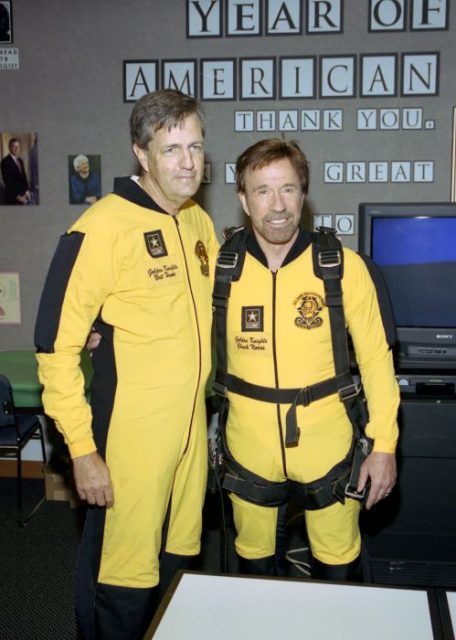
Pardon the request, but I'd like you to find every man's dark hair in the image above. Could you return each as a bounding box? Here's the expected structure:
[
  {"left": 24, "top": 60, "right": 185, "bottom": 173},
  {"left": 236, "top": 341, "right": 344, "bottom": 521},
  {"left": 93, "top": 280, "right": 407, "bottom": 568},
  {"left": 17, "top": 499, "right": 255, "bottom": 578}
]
[
  {"left": 236, "top": 138, "right": 310, "bottom": 195},
  {"left": 8, "top": 138, "right": 19, "bottom": 150}
]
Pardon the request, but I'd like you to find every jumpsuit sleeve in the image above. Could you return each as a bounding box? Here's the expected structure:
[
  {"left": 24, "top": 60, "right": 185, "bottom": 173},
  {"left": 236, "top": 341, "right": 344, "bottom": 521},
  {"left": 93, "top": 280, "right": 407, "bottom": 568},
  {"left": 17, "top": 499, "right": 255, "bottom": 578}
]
[
  {"left": 34, "top": 219, "right": 118, "bottom": 458},
  {"left": 343, "top": 250, "right": 400, "bottom": 454}
]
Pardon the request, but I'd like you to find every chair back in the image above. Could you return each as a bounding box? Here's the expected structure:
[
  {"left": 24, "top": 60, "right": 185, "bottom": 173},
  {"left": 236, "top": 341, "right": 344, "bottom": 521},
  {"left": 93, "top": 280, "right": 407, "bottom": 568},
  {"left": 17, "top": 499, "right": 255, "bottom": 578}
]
[{"left": 0, "top": 374, "right": 16, "bottom": 427}]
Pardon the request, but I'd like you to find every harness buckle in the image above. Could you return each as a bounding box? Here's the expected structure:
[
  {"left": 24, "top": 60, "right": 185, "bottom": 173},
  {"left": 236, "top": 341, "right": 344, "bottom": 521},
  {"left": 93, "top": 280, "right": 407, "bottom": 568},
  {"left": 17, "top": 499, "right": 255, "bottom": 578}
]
[
  {"left": 296, "top": 387, "right": 311, "bottom": 407},
  {"left": 338, "top": 383, "right": 361, "bottom": 402},
  {"left": 318, "top": 249, "right": 342, "bottom": 269},
  {"left": 212, "top": 381, "right": 227, "bottom": 397},
  {"left": 344, "top": 482, "right": 366, "bottom": 500},
  {"left": 217, "top": 251, "right": 238, "bottom": 269}
]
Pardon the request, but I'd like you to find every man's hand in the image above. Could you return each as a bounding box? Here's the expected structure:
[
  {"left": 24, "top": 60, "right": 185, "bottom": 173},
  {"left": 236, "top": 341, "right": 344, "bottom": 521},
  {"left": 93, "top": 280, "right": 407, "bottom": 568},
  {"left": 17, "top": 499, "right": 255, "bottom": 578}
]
[
  {"left": 86, "top": 329, "right": 102, "bottom": 352},
  {"left": 357, "top": 451, "right": 396, "bottom": 510},
  {"left": 72, "top": 451, "right": 114, "bottom": 507}
]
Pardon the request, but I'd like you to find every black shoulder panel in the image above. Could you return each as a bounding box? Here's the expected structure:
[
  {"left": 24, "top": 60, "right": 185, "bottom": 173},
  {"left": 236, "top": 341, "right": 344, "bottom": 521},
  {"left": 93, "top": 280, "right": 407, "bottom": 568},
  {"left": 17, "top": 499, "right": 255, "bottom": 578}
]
[
  {"left": 34, "top": 231, "right": 85, "bottom": 353},
  {"left": 358, "top": 254, "right": 397, "bottom": 347}
]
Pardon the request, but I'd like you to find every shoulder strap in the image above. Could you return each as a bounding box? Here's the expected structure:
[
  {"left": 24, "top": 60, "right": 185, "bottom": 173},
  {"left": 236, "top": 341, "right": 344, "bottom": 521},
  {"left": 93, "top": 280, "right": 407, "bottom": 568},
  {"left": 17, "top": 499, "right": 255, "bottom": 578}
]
[
  {"left": 312, "top": 227, "right": 365, "bottom": 439},
  {"left": 212, "top": 226, "right": 249, "bottom": 393},
  {"left": 312, "top": 226, "right": 349, "bottom": 377}
]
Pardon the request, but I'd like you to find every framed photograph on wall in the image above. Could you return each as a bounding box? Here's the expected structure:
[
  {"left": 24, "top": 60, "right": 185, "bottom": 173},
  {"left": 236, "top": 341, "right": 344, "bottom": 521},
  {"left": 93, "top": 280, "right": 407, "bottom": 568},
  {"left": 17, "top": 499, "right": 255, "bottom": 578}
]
[
  {"left": 0, "top": 272, "right": 21, "bottom": 325},
  {"left": 452, "top": 107, "right": 456, "bottom": 201},
  {"left": 0, "top": 132, "right": 39, "bottom": 205},
  {"left": 0, "top": 1, "right": 12, "bottom": 44},
  {"left": 68, "top": 154, "right": 102, "bottom": 205}
]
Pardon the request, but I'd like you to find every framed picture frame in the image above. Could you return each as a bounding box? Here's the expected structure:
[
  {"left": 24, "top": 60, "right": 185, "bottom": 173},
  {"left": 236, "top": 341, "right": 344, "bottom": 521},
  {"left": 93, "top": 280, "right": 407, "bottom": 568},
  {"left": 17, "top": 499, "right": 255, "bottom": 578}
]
[
  {"left": 0, "top": 271, "right": 21, "bottom": 324},
  {"left": 0, "top": 1, "right": 12, "bottom": 44}
]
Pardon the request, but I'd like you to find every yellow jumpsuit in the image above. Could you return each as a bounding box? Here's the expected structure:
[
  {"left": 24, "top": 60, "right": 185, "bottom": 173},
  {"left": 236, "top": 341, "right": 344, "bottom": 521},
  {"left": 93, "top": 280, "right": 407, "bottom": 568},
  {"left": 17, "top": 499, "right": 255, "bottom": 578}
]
[
  {"left": 223, "top": 230, "right": 400, "bottom": 567},
  {"left": 35, "top": 177, "right": 218, "bottom": 632}
]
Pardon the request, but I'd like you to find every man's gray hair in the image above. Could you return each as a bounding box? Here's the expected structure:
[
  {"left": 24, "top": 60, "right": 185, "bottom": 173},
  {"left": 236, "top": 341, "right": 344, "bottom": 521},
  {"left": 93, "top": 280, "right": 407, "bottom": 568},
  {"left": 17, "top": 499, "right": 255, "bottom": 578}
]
[{"left": 129, "top": 89, "right": 205, "bottom": 150}]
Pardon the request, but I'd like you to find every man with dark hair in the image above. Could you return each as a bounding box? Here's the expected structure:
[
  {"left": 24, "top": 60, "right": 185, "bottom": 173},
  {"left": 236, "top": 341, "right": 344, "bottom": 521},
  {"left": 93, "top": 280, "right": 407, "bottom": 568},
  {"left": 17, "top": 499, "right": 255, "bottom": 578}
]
[
  {"left": 35, "top": 89, "right": 218, "bottom": 640},
  {"left": 1, "top": 138, "right": 32, "bottom": 204},
  {"left": 212, "top": 138, "right": 400, "bottom": 581}
]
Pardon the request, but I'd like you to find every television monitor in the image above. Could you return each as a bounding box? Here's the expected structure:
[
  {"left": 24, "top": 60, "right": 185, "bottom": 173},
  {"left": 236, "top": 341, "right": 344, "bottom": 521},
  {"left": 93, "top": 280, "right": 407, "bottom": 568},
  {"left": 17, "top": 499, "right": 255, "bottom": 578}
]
[{"left": 358, "top": 202, "right": 456, "bottom": 371}]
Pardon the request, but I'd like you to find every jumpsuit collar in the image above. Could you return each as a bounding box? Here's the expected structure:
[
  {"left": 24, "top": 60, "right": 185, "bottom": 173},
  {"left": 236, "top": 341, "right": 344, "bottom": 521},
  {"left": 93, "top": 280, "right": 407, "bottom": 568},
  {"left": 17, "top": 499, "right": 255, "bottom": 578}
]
[
  {"left": 246, "top": 226, "right": 313, "bottom": 269},
  {"left": 112, "top": 176, "right": 170, "bottom": 214}
]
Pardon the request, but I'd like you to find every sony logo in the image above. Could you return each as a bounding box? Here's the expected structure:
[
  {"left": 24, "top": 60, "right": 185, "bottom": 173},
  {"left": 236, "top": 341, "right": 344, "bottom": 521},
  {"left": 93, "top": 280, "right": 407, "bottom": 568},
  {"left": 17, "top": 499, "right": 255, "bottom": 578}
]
[{"left": 436, "top": 334, "right": 453, "bottom": 339}]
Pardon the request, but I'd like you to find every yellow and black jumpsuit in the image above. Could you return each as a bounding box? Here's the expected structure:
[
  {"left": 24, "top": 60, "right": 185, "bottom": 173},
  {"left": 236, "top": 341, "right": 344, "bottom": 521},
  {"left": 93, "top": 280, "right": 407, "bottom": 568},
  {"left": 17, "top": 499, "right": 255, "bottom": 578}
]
[
  {"left": 34, "top": 177, "right": 218, "bottom": 639},
  {"left": 222, "top": 229, "right": 400, "bottom": 577}
]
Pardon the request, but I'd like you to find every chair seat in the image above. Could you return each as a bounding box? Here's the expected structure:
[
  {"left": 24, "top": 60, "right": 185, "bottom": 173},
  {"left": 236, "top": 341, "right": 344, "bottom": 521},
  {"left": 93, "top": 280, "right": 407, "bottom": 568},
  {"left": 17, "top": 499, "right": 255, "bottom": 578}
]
[
  {"left": 0, "top": 373, "right": 47, "bottom": 525},
  {"left": 0, "top": 414, "right": 41, "bottom": 447}
]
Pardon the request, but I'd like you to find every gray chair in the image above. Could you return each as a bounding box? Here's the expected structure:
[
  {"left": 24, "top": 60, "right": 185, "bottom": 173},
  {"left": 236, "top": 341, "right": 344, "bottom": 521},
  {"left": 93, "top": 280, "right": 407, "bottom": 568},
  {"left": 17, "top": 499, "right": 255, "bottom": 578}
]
[{"left": 0, "top": 374, "right": 47, "bottom": 526}]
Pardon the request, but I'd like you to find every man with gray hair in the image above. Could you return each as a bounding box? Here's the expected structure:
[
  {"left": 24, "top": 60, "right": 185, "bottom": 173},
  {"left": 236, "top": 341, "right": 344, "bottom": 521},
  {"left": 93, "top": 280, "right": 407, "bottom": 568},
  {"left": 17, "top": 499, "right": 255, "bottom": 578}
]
[{"left": 35, "top": 89, "right": 218, "bottom": 640}]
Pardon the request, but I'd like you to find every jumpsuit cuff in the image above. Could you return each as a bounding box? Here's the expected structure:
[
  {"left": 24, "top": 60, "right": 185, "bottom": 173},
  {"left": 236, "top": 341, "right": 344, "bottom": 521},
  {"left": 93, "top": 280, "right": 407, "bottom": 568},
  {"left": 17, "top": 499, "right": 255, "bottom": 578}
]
[
  {"left": 371, "top": 438, "right": 397, "bottom": 454},
  {"left": 69, "top": 437, "right": 98, "bottom": 458}
]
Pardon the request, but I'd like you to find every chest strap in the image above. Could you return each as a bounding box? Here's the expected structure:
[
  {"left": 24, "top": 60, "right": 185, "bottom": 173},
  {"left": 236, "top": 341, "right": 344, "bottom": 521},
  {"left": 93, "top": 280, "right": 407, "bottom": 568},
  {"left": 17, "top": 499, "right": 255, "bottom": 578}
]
[{"left": 214, "top": 371, "right": 361, "bottom": 448}]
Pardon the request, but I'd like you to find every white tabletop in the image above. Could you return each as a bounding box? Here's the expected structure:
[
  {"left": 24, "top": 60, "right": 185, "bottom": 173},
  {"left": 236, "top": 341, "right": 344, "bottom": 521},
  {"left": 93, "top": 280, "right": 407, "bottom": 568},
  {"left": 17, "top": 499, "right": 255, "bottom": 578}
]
[
  {"left": 447, "top": 591, "right": 456, "bottom": 633},
  {"left": 150, "top": 573, "right": 435, "bottom": 639}
]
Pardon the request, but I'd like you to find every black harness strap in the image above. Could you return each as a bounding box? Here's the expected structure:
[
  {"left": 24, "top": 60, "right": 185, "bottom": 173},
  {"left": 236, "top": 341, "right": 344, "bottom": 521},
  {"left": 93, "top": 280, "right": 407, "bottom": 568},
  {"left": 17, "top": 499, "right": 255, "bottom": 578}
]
[
  {"left": 312, "top": 227, "right": 369, "bottom": 444},
  {"left": 214, "top": 371, "right": 354, "bottom": 406},
  {"left": 283, "top": 228, "right": 360, "bottom": 448},
  {"left": 222, "top": 439, "right": 355, "bottom": 510},
  {"left": 212, "top": 226, "right": 369, "bottom": 509},
  {"left": 212, "top": 226, "right": 248, "bottom": 381},
  {"left": 312, "top": 227, "right": 346, "bottom": 371}
]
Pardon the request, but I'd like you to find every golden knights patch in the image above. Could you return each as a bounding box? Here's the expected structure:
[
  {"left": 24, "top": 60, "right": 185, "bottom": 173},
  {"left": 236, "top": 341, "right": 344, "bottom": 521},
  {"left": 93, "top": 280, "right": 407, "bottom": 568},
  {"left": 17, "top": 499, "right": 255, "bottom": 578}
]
[
  {"left": 195, "top": 240, "right": 209, "bottom": 276},
  {"left": 294, "top": 293, "right": 324, "bottom": 329},
  {"left": 144, "top": 230, "right": 168, "bottom": 258}
]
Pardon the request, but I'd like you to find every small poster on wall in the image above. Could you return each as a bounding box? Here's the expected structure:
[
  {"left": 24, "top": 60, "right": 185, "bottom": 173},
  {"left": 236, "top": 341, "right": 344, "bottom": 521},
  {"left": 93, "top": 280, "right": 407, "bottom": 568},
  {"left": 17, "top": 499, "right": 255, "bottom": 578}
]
[
  {"left": 0, "top": 131, "right": 39, "bottom": 205},
  {"left": 68, "top": 154, "right": 102, "bottom": 205},
  {"left": 0, "top": 1, "right": 12, "bottom": 44},
  {"left": 0, "top": 272, "right": 21, "bottom": 324}
]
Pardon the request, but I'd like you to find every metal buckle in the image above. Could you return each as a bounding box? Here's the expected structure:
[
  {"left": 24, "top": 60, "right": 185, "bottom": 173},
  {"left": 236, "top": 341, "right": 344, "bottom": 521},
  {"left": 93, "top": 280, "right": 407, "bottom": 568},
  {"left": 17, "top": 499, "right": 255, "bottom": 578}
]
[
  {"left": 344, "top": 483, "right": 366, "bottom": 500},
  {"left": 217, "top": 251, "right": 238, "bottom": 269},
  {"left": 338, "top": 383, "right": 361, "bottom": 402},
  {"left": 318, "top": 250, "right": 342, "bottom": 268},
  {"left": 296, "top": 387, "right": 310, "bottom": 407},
  {"left": 212, "top": 381, "right": 227, "bottom": 397}
]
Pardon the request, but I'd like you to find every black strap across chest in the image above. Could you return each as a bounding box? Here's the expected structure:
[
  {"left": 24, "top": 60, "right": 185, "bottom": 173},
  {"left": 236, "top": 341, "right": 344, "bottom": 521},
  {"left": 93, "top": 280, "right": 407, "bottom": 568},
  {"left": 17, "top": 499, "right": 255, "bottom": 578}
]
[{"left": 212, "top": 225, "right": 362, "bottom": 447}]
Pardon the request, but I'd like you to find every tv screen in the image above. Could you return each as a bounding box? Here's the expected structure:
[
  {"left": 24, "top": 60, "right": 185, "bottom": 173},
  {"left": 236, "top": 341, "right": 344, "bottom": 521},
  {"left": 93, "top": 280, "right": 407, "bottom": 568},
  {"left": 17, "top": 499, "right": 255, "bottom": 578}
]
[{"left": 358, "top": 202, "right": 456, "bottom": 370}]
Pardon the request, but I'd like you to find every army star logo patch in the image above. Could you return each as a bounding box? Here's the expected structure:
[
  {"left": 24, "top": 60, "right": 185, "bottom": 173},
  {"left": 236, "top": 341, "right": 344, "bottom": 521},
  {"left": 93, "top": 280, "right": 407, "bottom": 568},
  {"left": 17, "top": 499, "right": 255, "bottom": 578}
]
[
  {"left": 144, "top": 230, "right": 168, "bottom": 258},
  {"left": 242, "top": 306, "right": 264, "bottom": 332}
]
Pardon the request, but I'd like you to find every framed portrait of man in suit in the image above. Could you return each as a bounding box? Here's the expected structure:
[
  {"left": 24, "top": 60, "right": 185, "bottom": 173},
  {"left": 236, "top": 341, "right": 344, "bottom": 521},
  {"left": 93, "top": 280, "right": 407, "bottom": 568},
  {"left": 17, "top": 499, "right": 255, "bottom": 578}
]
[{"left": 0, "top": 132, "right": 39, "bottom": 206}]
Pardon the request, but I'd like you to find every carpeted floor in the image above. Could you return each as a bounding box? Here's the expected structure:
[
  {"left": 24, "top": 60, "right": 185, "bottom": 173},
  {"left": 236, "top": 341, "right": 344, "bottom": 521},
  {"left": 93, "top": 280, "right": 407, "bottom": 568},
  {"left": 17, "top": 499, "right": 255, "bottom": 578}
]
[
  {"left": 0, "top": 479, "right": 241, "bottom": 640},
  {"left": 0, "top": 478, "right": 84, "bottom": 640}
]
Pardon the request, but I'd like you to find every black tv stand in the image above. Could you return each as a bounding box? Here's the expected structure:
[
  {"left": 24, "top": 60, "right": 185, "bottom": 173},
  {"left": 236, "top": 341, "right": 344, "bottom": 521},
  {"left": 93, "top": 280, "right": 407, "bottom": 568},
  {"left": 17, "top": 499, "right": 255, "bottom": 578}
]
[{"left": 361, "top": 371, "right": 456, "bottom": 588}]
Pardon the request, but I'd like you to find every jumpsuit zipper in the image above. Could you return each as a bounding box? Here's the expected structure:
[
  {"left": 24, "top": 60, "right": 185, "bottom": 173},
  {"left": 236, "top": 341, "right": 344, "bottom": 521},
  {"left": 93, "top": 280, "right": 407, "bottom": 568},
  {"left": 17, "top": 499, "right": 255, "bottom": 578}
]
[
  {"left": 271, "top": 270, "right": 288, "bottom": 477},
  {"left": 173, "top": 216, "right": 203, "bottom": 455}
]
